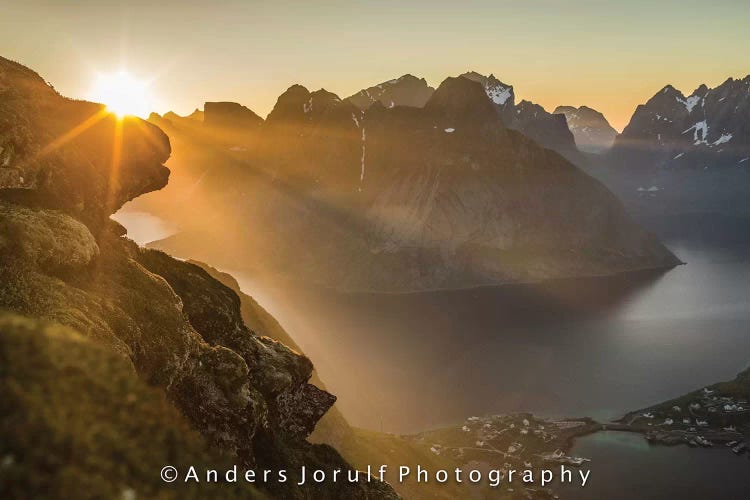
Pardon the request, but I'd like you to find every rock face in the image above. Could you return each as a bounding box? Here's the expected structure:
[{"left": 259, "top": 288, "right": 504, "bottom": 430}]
[
  {"left": 584, "top": 76, "right": 750, "bottom": 218},
  {"left": 0, "top": 56, "right": 398, "bottom": 500},
  {"left": 609, "top": 77, "right": 750, "bottom": 170},
  {"left": 460, "top": 72, "right": 582, "bottom": 164},
  {"left": 554, "top": 105, "right": 618, "bottom": 153},
  {"left": 346, "top": 71, "right": 583, "bottom": 164},
  {"left": 0, "top": 58, "right": 170, "bottom": 228},
  {"left": 204, "top": 101, "right": 263, "bottom": 130},
  {"left": 141, "top": 75, "right": 678, "bottom": 292},
  {"left": 347, "top": 74, "right": 435, "bottom": 110}
]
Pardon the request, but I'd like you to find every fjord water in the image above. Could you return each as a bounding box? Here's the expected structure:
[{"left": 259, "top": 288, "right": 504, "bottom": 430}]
[
  {"left": 118, "top": 210, "right": 750, "bottom": 433},
  {"left": 557, "top": 432, "right": 750, "bottom": 499},
  {"left": 111, "top": 209, "right": 176, "bottom": 245},
  {"left": 119, "top": 210, "right": 750, "bottom": 494},
  {"left": 231, "top": 238, "right": 750, "bottom": 434}
]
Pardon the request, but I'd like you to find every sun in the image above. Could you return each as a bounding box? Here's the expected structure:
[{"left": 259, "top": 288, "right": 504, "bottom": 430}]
[{"left": 88, "top": 70, "right": 154, "bottom": 118}]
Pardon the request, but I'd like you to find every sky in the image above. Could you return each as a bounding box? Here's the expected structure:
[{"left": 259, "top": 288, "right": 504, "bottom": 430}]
[{"left": 2, "top": 0, "right": 749, "bottom": 130}]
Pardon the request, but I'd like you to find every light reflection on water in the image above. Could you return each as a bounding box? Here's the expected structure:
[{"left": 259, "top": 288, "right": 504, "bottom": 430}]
[
  {"left": 228, "top": 243, "right": 750, "bottom": 434},
  {"left": 112, "top": 209, "right": 750, "bottom": 436},
  {"left": 116, "top": 208, "right": 750, "bottom": 498}
]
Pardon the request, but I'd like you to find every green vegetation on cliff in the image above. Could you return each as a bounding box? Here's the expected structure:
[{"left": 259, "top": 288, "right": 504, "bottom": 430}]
[{"left": 0, "top": 314, "right": 265, "bottom": 499}]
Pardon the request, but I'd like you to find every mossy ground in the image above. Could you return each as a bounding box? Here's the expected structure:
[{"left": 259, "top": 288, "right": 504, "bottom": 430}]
[{"left": 0, "top": 314, "right": 265, "bottom": 500}]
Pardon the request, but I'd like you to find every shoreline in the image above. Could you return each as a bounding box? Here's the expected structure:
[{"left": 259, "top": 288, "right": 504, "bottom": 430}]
[{"left": 193, "top": 259, "right": 683, "bottom": 297}]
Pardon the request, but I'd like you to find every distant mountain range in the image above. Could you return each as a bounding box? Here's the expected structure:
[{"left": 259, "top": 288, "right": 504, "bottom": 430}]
[
  {"left": 459, "top": 72, "right": 583, "bottom": 164},
  {"left": 343, "top": 71, "right": 582, "bottom": 164},
  {"left": 587, "top": 76, "right": 750, "bottom": 219},
  {"left": 553, "top": 105, "right": 618, "bottom": 154},
  {"left": 609, "top": 76, "right": 750, "bottom": 170},
  {"left": 143, "top": 74, "right": 678, "bottom": 292},
  {"left": 348, "top": 74, "right": 435, "bottom": 109}
]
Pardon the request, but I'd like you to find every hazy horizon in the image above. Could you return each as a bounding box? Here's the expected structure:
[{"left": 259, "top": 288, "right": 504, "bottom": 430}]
[{"left": 3, "top": 0, "right": 749, "bottom": 130}]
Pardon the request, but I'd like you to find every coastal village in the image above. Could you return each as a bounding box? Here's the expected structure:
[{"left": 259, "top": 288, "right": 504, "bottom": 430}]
[
  {"left": 405, "top": 381, "right": 750, "bottom": 499},
  {"left": 620, "top": 385, "right": 750, "bottom": 454},
  {"left": 410, "top": 413, "right": 598, "bottom": 499}
]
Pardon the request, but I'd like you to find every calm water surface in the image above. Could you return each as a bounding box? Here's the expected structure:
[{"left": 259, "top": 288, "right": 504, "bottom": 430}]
[
  {"left": 230, "top": 242, "right": 750, "bottom": 434},
  {"left": 557, "top": 432, "right": 750, "bottom": 500}
]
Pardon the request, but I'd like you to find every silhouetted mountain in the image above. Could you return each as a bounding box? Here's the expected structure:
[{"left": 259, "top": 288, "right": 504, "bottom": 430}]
[
  {"left": 138, "top": 75, "right": 678, "bottom": 292},
  {"left": 204, "top": 101, "right": 262, "bottom": 129},
  {"left": 554, "top": 105, "right": 617, "bottom": 153},
  {"left": 346, "top": 72, "right": 583, "bottom": 164},
  {"left": 459, "top": 72, "right": 582, "bottom": 164},
  {"left": 186, "top": 107, "right": 204, "bottom": 121},
  {"left": 164, "top": 107, "right": 204, "bottom": 123},
  {"left": 347, "top": 74, "right": 434, "bottom": 109}
]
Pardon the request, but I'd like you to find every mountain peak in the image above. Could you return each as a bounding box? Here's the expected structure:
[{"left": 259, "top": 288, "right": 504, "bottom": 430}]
[
  {"left": 186, "top": 108, "right": 204, "bottom": 121},
  {"left": 424, "top": 76, "right": 499, "bottom": 125},
  {"left": 460, "top": 71, "right": 514, "bottom": 106},
  {"left": 553, "top": 105, "right": 617, "bottom": 154},
  {"left": 266, "top": 84, "right": 312, "bottom": 123},
  {"left": 692, "top": 83, "right": 710, "bottom": 97},
  {"left": 204, "top": 101, "right": 263, "bottom": 129},
  {"left": 659, "top": 84, "right": 681, "bottom": 95},
  {"left": 613, "top": 74, "right": 750, "bottom": 169},
  {"left": 347, "top": 75, "right": 434, "bottom": 110}
]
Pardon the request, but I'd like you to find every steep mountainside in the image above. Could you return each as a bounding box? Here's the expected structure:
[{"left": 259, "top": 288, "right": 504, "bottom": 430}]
[
  {"left": 584, "top": 76, "right": 750, "bottom": 219},
  {"left": 346, "top": 71, "right": 583, "bottom": 163},
  {"left": 459, "top": 72, "right": 581, "bottom": 164},
  {"left": 137, "top": 75, "right": 678, "bottom": 292},
  {"left": 0, "top": 56, "right": 397, "bottom": 500},
  {"left": 191, "top": 262, "right": 576, "bottom": 500},
  {"left": 609, "top": 77, "right": 750, "bottom": 170},
  {"left": 553, "top": 105, "right": 617, "bottom": 153}
]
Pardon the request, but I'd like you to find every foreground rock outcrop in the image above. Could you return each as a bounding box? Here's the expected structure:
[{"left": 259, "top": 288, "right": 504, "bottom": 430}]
[
  {"left": 0, "top": 56, "right": 398, "bottom": 500},
  {"left": 0, "top": 314, "right": 266, "bottom": 500}
]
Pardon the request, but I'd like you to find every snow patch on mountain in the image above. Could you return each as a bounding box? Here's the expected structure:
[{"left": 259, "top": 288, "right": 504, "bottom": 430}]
[
  {"left": 712, "top": 133, "right": 732, "bottom": 146},
  {"left": 683, "top": 120, "right": 709, "bottom": 145},
  {"left": 678, "top": 95, "right": 702, "bottom": 112},
  {"left": 360, "top": 128, "right": 366, "bottom": 184},
  {"left": 485, "top": 83, "right": 512, "bottom": 105}
]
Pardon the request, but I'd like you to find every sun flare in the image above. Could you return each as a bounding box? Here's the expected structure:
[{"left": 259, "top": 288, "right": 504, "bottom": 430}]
[{"left": 88, "top": 71, "right": 154, "bottom": 118}]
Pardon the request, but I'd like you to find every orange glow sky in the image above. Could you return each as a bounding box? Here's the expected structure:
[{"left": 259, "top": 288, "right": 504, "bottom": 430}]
[{"left": 3, "top": 0, "right": 749, "bottom": 130}]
